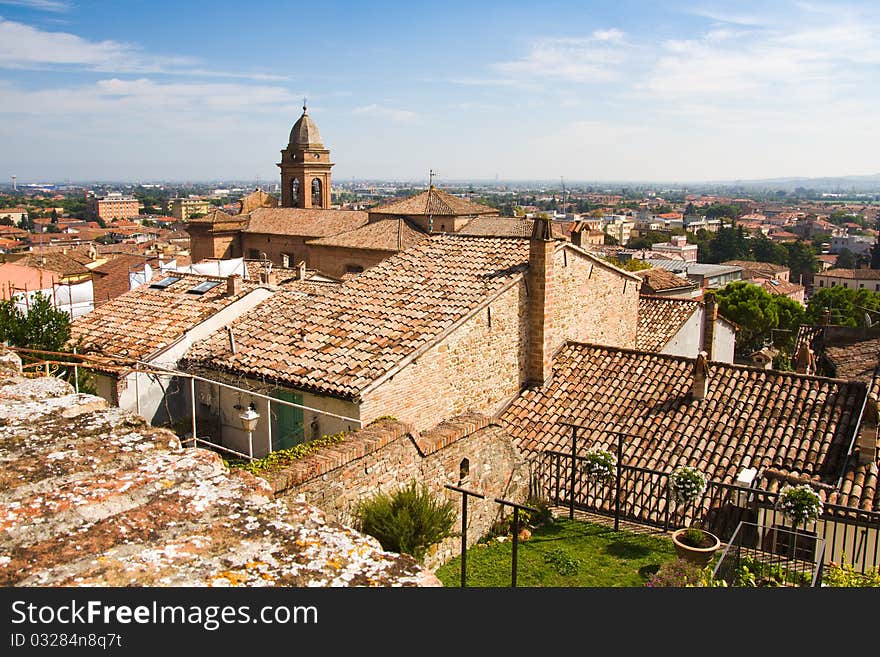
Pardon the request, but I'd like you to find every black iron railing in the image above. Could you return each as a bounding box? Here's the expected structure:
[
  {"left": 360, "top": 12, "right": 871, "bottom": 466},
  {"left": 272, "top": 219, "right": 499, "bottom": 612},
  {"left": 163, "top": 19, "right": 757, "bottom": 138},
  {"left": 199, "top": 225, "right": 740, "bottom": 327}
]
[{"left": 534, "top": 450, "right": 880, "bottom": 573}]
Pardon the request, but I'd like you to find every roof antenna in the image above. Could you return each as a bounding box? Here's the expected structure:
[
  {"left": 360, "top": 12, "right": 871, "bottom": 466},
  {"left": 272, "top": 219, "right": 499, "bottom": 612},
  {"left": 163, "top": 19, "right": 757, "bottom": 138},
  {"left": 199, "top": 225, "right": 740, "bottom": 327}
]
[{"left": 428, "top": 169, "right": 437, "bottom": 233}]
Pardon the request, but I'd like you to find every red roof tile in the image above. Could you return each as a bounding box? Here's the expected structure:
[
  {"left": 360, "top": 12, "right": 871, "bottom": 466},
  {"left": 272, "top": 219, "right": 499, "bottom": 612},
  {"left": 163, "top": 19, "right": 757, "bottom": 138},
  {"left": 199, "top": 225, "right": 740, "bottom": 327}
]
[{"left": 243, "top": 208, "right": 368, "bottom": 237}]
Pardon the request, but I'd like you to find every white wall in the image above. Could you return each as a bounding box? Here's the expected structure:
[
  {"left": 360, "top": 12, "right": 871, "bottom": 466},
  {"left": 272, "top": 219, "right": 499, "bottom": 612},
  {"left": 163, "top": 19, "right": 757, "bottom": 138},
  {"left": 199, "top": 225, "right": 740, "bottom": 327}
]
[{"left": 659, "top": 308, "right": 735, "bottom": 363}]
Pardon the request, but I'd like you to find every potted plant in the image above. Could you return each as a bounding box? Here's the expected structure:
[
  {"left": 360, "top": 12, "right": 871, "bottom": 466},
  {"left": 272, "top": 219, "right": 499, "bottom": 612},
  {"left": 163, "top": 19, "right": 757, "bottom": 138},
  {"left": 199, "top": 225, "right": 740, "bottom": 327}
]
[
  {"left": 668, "top": 466, "right": 720, "bottom": 566},
  {"left": 580, "top": 447, "right": 617, "bottom": 483},
  {"left": 778, "top": 483, "right": 823, "bottom": 528}
]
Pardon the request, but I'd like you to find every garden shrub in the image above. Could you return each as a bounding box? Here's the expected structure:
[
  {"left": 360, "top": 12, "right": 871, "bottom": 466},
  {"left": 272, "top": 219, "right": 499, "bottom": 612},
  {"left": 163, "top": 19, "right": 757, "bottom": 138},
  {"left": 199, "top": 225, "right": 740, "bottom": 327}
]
[{"left": 354, "top": 480, "right": 456, "bottom": 563}]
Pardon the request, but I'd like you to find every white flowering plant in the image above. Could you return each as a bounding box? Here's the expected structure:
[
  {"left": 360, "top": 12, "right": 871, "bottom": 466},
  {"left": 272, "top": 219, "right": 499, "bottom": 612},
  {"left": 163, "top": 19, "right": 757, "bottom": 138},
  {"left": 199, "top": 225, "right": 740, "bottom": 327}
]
[
  {"left": 778, "top": 484, "right": 823, "bottom": 526},
  {"left": 580, "top": 447, "right": 617, "bottom": 482},
  {"left": 669, "top": 466, "right": 707, "bottom": 506}
]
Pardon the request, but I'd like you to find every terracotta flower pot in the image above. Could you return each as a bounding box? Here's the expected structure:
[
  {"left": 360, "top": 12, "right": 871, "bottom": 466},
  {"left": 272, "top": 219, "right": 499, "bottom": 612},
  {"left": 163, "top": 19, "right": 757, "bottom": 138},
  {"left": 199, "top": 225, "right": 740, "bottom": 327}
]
[{"left": 671, "top": 528, "right": 721, "bottom": 567}]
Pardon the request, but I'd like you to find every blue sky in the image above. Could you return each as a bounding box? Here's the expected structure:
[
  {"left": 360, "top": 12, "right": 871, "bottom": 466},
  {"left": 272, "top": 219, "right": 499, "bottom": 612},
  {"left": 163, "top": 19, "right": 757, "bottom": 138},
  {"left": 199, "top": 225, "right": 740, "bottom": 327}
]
[{"left": 1, "top": 0, "right": 879, "bottom": 184}]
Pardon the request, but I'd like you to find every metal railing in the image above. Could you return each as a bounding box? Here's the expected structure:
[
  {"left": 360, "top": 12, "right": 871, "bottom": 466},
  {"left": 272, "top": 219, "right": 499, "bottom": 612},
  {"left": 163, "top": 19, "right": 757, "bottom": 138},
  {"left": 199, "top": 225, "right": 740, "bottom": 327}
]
[
  {"left": 10, "top": 347, "right": 363, "bottom": 462},
  {"left": 535, "top": 449, "right": 880, "bottom": 573}
]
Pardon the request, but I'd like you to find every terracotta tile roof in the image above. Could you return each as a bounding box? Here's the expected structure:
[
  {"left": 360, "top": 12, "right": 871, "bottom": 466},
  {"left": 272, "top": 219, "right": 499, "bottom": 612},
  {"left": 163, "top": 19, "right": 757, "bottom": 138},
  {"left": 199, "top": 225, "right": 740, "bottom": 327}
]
[
  {"left": 306, "top": 218, "right": 428, "bottom": 251},
  {"left": 457, "top": 216, "right": 567, "bottom": 238},
  {"left": 92, "top": 253, "right": 156, "bottom": 277},
  {"left": 637, "top": 296, "right": 700, "bottom": 352},
  {"left": 5, "top": 251, "right": 91, "bottom": 278},
  {"left": 70, "top": 273, "right": 262, "bottom": 360},
  {"left": 242, "top": 208, "right": 368, "bottom": 237},
  {"left": 0, "top": 360, "right": 436, "bottom": 586},
  {"left": 820, "top": 268, "right": 880, "bottom": 280},
  {"left": 501, "top": 342, "right": 867, "bottom": 497},
  {"left": 754, "top": 277, "right": 804, "bottom": 297},
  {"left": 722, "top": 260, "right": 790, "bottom": 279},
  {"left": 370, "top": 187, "right": 498, "bottom": 217},
  {"left": 184, "top": 235, "right": 531, "bottom": 399},
  {"left": 825, "top": 338, "right": 880, "bottom": 383},
  {"left": 637, "top": 267, "right": 695, "bottom": 294}
]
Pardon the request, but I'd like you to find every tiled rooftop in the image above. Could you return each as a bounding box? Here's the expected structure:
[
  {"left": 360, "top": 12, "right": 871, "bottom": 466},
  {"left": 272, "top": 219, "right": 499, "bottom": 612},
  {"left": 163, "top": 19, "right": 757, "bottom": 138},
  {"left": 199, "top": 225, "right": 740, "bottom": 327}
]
[
  {"left": 306, "top": 218, "right": 427, "bottom": 251},
  {"left": 369, "top": 187, "right": 497, "bottom": 217},
  {"left": 819, "top": 268, "right": 880, "bottom": 280},
  {"left": 457, "top": 216, "right": 568, "bottom": 239},
  {"left": 242, "top": 208, "right": 368, "bottom": 237},
  {"left": 722, "top": 260, "right": 790, "bottom": 279},
  {"left": 825, "top": 338, "right": 880, "bottom": 383},
  {"left": 70, "top": 273, "right": 262, "bottom": 361},
  {"left": 637, "top": 267, "right": 696, "bottom": 293},
  {"left": 6, "top": 251, "right": 92, "bottom": 278},
  {"left": 501, "top": 342, "right": 869, "bottom": 506},
  {"left": 0, "top": 354, "right": 437, "bottom": 586},
  {"left": 637, "top": 296, "right": 700, "bottom": 352},
  {"left": 754, "top": 277, "right": 804, "bottom": 297},
  {"left": 184, "top": 234, "right": 532, "bottom": 399}
]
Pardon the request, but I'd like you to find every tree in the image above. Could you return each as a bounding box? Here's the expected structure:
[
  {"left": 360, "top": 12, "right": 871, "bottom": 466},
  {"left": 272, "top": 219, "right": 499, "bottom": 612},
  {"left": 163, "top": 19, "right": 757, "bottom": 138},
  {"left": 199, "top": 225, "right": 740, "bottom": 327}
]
[
  {"left": 604, "top": 256, "right": 651, "bottom": 272},
  {"left": 835, "top": 248, "right": 859, "bottom": 270},
  {"left": 45, "top": 224, "right": 62, "bottom": 233},
  {"left": 0, "top": 216, "right": 13, "bottom": 227},
  {"left": 714, "top": 281, "right": 805, "bottom": 355},
  {"left": 784, "top": 241, "right": 820, "bottom": 285},
  {"left": 604, "top": 233, "right": 619, "bottom": 246},
  {"left": 870, "top": 239, "right": 880, "bottom": 269},
  {"left": 704, "top": 204, "right": 742, "bottom": 221},
  {"left": 0, "top": 292, "right": 71, "bottom": 352},
  {"left": 750, "top": 235, "right": 788, "bottom": 266},
  {"left": 706, "top": 225, "right": 750, "bottom": 263},
  {"left": 805, "top": 286, "right": 880, "bottom": 327},
  {"left": 50, "top": 209, "right": 58, "bottom": 224}
]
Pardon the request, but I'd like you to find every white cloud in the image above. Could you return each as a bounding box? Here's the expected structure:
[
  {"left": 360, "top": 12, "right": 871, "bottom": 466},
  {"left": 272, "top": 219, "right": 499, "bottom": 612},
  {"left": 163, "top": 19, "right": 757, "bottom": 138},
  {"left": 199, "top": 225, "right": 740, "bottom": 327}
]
[
  {"left": 351, "top": 104, "right": 417, "bottom": 122},
  {"left": 0, "top": 0, "right": 70, "bottom": 11},
  {"left": 0, "top": 18, "right": 285, "bottom": 80},
  {"left": 492, "top": 30, "right": 627, "bottom": 83}
]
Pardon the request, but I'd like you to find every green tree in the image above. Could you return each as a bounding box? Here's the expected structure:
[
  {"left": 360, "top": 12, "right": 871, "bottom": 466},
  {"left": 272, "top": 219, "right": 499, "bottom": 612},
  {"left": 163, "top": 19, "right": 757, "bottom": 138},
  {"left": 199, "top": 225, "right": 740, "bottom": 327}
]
[
  {"left": 805, "top": 286, "right": 880, "bottom": 327},
  {"left": 750, "top": 235, "right": 789, "bottom": 265},
  {"left": 0, "top": 292, "right": 71, "bottom": 352},
  {"left": 707, "top": 225, "right": 750, "bottom": 263},
  {"left": 50, "top": 209, "right": 58, "bottom": 224},
  {"left": 715, "top": 281, "right": 805, "bottom": 354},
  {"left": 604, "top": 256, "right": 652, "bottom": 272},
  {"left": 45, "top": 224, "right": 62, "bottom": 233},
  {"left": 784, "top": 241, "right": 820, "bottom": 285},
  {"left": 704, "top": 204, "right": 742, "bottom": 221},
  {"left": 835, "top": 248, "right": 860, "bottom": 270}
]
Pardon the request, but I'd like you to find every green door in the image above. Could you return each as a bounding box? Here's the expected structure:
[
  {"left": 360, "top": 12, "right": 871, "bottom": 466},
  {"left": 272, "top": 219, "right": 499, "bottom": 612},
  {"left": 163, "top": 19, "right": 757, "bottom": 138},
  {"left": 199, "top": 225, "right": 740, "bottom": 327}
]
[{"left": 270, "top": 389, "right": 304, "bottom": 450}]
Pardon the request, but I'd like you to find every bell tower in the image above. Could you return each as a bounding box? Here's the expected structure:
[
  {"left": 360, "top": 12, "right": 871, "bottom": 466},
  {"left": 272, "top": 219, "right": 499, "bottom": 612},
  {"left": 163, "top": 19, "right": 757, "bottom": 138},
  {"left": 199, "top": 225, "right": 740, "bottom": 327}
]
[{"left": 278, "top": 102, "right": 333, "bottom": 209}]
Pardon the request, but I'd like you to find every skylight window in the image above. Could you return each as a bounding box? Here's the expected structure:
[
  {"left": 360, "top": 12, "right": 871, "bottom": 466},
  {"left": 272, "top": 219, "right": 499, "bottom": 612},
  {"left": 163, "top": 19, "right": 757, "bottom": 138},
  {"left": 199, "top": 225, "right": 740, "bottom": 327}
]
[
  {"left": 150, "top": 276, "right": 181, "bottom": 289},
  {"left": 186, "top": 280, "right": 222, "bottom": 295}
]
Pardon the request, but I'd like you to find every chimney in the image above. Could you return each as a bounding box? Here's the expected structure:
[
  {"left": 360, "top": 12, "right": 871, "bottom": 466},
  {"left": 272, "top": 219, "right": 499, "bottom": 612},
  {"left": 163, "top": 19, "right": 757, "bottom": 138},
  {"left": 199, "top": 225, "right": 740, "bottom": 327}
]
[
  {"left": 822, "top": 307, "right": 831, "bottom": 326},
  {"left": 702, "top": 291, "right": 717, "bottom": 360},
  {"left": 571, "top": 221, "right": 583, "bottom": 247},
  {"left": 298, "top": 260, "right": 306, "bottom": 280},
  {"left": 526, "top": 216, "right": 556, "bottom": 385},
  {"left": 794, "top": 342, "right": 815, "bottom": 375},
  {"left": 858, "top": 392, "right": 878, "bottom": 465},
  {"left": 226, "top": 274, "right": 241, "bottom": 296},
  {"left": 258, "top": 270, "right": 277, "bottom": 286},
  {"left": 691, "top": 351, "right": 710, "bottom": 400}
]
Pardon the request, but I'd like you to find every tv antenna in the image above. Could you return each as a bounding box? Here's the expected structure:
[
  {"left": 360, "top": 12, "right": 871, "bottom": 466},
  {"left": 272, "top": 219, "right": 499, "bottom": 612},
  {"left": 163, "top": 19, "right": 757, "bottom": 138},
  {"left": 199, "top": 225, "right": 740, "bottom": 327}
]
[{"left": 428, "top": 169, "right": 438, "bottom": 233}]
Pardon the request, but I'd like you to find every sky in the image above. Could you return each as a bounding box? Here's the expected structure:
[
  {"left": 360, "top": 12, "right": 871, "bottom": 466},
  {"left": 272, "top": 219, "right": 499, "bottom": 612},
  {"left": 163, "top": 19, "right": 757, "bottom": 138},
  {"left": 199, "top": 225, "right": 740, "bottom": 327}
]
[{"left": 1, "top": 0, "right": 879, "bottom": 184}]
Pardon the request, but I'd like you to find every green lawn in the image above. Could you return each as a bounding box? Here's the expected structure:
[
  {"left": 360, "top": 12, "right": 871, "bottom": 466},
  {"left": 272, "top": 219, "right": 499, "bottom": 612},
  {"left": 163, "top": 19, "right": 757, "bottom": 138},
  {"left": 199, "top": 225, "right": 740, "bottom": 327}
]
[{"left": 435, "top": 518, "right": 677, "bottom": 587}]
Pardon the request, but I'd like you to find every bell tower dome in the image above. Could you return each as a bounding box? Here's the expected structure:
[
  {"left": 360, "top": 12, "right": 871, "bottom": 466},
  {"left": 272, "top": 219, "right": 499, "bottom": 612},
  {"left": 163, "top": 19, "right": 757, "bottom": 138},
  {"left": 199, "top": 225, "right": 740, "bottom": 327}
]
[{"left": 278, "top": 102, "right": 333, "bottom": 209}]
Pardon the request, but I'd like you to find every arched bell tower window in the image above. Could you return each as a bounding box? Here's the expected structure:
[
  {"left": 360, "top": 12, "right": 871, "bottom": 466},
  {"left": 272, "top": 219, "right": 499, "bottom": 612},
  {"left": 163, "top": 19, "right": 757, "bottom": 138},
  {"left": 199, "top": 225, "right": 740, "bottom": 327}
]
[
  {"left": 311, "top": 178, "right": 323, "bottom": 207},
  {"left": 290, "top": 178, "right": 300, "bottom": 208}
]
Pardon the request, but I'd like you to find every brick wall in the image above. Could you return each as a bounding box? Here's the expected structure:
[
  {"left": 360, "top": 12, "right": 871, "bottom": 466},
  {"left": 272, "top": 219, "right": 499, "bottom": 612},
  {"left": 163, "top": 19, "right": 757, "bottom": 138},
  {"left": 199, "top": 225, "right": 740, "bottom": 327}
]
[
  {"left": 264, "top": 414, "right": 530, "bottom": 570},
  {"left": 241, "top": 233, "right": 309, "bottom": 267},
  {"left": 359, "top": 281, "right": 527, "bottom": 430},
  {"left": 306, "top": 244, "right": 393, "bottom": 278},
  {"left": 188, "top": 228, "right": 241, "bottom": 263},
  {"left": 552, "top": 247, "right": 639, "bottom": 349}
]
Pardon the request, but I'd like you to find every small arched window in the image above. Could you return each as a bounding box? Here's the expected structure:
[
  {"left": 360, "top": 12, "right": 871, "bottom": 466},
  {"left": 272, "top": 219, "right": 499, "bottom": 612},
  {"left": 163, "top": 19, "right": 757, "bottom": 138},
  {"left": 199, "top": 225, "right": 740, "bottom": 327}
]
[
  {"left": 459, "top": 458, "right": 470, "bottom": 483},
  {"left": 290, "top": 178, "right": 300, "bottom": 207},
  {"left": 311, "top": 178, "right": 323, "bottom": 207}
]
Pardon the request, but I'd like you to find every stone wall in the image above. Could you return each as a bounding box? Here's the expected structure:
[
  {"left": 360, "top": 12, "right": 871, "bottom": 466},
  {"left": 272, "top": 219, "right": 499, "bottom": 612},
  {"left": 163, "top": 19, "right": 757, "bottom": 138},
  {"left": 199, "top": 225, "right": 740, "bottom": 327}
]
[
  {"left": 358, "top": 281, "right": 527, "bottom": 430},
  {"left": 241, "top": 233, "right": 309, "bottom": 267},
  {"left": 306, "top": 244, "right": 392, "bottom": 278},
  {"left": 264, "top": 414, "right": 530, "bottom": 571},
  {"left": 552, "top": 247, "right": 639, "bottom": 350}
]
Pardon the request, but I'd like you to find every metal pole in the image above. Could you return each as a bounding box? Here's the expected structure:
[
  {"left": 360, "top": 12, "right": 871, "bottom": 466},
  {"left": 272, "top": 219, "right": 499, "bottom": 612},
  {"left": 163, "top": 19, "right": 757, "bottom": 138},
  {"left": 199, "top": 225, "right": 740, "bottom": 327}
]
[
  {"left": 267, "top": 399, "right": 272, "bottom": 454},
  {"left": 190, "top": 376, "right": 197, "bottom": 447},
  {"left": 511, "top": 507, "right": 519, "bottom": 588},
  {"left": 569, "top": 424, "right": 577, "bottom": 520},
  {"left": 461, "top": 493, "right": 468, "bottom": 588},
  {"left": 73, "top": 345, "right": 79, "bottom": 394},
  {"left": 615, "top": 431, "right": 623, "bottom": 532},
  {"left": 445, "top": 484, "right": 485, "bottom": 588},
  {"left": 134, "top": 362, "right": 140, "bottom": 416},
  {"left": 248, "top": 430, "right": 254, "bottom": 461}
]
